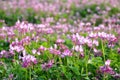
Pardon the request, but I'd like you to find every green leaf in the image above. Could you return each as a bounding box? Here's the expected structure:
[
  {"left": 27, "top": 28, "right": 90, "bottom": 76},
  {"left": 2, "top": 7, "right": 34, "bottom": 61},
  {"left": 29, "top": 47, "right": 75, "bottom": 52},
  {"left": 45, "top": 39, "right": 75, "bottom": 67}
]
[{"left": 69, "top": 66, "right": 80, "bottom": 75}]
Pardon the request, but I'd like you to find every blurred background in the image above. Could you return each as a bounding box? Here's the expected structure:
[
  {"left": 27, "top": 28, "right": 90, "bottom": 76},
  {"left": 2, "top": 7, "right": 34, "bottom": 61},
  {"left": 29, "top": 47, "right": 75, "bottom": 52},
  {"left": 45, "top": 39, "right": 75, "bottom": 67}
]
[{"left": 0, "top": 0, "right": 120, "bottom": 26}]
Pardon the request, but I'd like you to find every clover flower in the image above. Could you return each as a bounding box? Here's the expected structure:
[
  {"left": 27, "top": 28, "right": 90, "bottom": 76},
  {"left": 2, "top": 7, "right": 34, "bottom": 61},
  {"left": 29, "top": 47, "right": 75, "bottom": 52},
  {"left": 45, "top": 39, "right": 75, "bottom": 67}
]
[
  {"left": 10, "top": 41, "right": 24, "bottom": 53},
  {"left": 32, "top": 49, "right": 41, "bottom": 55},
  {"left": 100, "top": 60, "right": 115, "bottom": 75},
  {"left": 73, "top": 45, "right": 84, "bottom": 53},
  {"left": 41, "top": 59, "right": 54, "bottom": 70},
  {"left": 22, "top": 55, "right": 37, "bottom": 68},
  {"left": 38, "top": 46, "right": 47, "bottom": 52},
  {"left": 72, "top": 33, "right": 99, "bottom": 47},
  {"left": 93, "top": 48, "right": 102, "bottom": 57},
  {"left": 0, "top": 50, "right": 14, "bottom": 58},
  {"left": 21, "top": 36, "right": 31, "bottom": 45},
  {"left": 61, "top": 49, "right": 72, "bottom": 57},
  {"left": 49, "top": 48, "right": 61, "bottom": 55},
  {"left": 56, "top": 39, "right": 65, "bottom": 44}
]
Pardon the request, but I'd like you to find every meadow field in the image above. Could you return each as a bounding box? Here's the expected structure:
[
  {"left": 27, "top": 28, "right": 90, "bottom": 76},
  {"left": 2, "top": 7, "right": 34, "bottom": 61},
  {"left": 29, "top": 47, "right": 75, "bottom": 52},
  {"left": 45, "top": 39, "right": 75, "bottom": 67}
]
[{"left": 0, "top": 0, "right": 120, "bottom": 80}]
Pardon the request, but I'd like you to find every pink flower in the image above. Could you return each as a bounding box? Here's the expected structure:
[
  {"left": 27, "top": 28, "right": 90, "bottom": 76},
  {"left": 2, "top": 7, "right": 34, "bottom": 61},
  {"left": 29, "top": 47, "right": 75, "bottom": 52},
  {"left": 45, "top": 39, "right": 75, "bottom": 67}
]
[
  {"left": 32, "top": 49, "right": 37, "bottom": 54},
  {"left": 0, "top": 50, "right": 14, "bottom": 58},
  {"left": 99, "top": 60, "right": 115, "bottom": 75},
  {"left": 41, "top": 60, "right": 54, "bottom": 70},
  {"left": 73, "top": 45, "right": 83, "bottom": 53},
  {"left": 38, "top": 46, "right": 47, "bottom": 52},
  {"left": 100, "top": 66, "right": 115, "bottom": 75},
  {"left": 79, "top": 53, "right": 84, "bottom": 58},
  {"left": 32, "top": 49, "right": 41, "bottom": 55},
  {"left": 21, "top": 36, "right": 31, "bottom": 45},
  {"left": 61, "top": 49, "right": 72, "bottom": 57},
  {"left": 10, "top": 40, "right": 24, "bottom": 53},
  {"left": 22, "top": 55, "right": 37, "bottom": 68},
  {"left": 56, "top": 39, "right": 65, "bottom": 44},
  {"left": 117, "top": 48, "right": 120, "bottom": 54},
  {"left": 49, "top": 48, "right": 61, "bottom": 55},
  {"left": 89, "top": 32, "right": 97, "bottom": 38},
  {"left": 9, "top": 74, "right": 14, "bottom": 79},
  {"left": 105, "top": 60, "right": 111, "bottom": 66},
  {"left": 93, "top": 48, "right": 102, "bottom": 57},
  {"left": 0, "top": 50, "right": 8, "bottom": 58},
  {"left": 92, "top": 40, "right": 99, "bottom": 46}
]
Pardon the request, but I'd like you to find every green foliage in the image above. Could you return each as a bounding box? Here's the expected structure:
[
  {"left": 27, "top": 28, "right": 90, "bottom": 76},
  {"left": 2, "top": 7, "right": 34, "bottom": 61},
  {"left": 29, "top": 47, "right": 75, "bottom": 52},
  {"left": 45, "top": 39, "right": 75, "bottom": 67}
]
[
  {"left": 0, "top": 40, "right": 9, "bottom": 51},
  {"left": 108, "top": 7, "right": 120, "bottom": 16},
  {"left": 95, "top": 18, "right": 103, "bottom": 26},
  {"left": 71, "top": 4, "right": 106, "bottom": 18},
  {"left": 0, "top": 9, "right": 41, "bottom": 26}
]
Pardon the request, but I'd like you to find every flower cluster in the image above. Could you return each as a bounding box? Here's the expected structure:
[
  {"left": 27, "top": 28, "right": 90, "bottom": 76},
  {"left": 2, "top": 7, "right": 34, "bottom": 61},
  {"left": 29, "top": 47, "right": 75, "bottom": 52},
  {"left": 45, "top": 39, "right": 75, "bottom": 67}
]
[
  {"left": 41, "top": 59, "right": 54, "bottom": 70},
  {"left": 22, "top": 55, "right": 37, "bottom": 68},
  {"left": 0, "top": 50, "right": 14, "bottom": 58},
  {"left": 72, "top": 33, "right": 99, "bottom": 47},
  {"left": 10, "top": 39, "right": 24, "bottom": 53},
  {"left": 100, "top": 60, "right": 115, "bottom": 75}
]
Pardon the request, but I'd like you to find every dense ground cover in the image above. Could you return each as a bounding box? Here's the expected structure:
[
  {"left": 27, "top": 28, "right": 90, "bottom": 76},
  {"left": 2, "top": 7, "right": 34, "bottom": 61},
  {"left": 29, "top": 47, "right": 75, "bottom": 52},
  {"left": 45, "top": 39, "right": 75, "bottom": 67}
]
[{"left": 0, "top": 0, "right": 120, "bottom": 80}]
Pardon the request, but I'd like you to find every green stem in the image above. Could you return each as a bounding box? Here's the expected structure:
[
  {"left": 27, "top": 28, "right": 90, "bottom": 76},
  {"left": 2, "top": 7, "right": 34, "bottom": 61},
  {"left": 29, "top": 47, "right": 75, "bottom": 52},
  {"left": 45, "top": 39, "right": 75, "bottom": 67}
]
[
  {"left": 101, "top": 41, "right": 105, "bottom": 63},
  {"left": 101, "top": 40, "right": 106, "bottom": 80},
  {"left": 29, "top": 68, "right": 32, "bottom": 80},
  {"left": 59, "top": 57, "right": 62, "bottom": 65},
  {"left": 84, "top": 46, "right": 88, "bottom": 78},
  {"left": 103, "top": 74, "right": 106, "bottom": 80},
  {"left": 26, "top": 69, "right": 27, "bottom": 80}
]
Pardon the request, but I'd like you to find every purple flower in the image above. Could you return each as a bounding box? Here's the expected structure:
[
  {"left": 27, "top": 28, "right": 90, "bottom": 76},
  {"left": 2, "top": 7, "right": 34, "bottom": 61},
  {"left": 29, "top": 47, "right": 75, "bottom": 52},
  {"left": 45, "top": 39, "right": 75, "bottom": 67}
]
[
  {"left": 7, "top": 31, "right": 15, "bottom": 38},
  {"left": 21, "top": 36, "right": 31, "bottom": 45},
  {"left": 100, "top": 66, "right": 115, "bottom": 75},
  {"left": 10, "top": 40, "right": 24, "bottom": 53},
  {"left": 49, "top": 48, "right": 61, "bottom": 55},
  {"left": 22, "top": 55, "right": 37, "bottom": 68},
  {"left": 99, "top": 60, "right": 115, "bottom": 75},
  {"left": 38, "top": 46, "right": 47, "bottom": 52},
  {"left": 32, "top": 49, "right": 41, "bottom": 55},
  {"left": 93, "top": 48, "right": 102, "bottom": 57},
  {"left": 117, "top": 48, "right": 120, "bottom": 54},
  {"left": 73, "top": 45, "right": 84, "bottom": 53},
  {"left": 79, "top": 52, "right": 84, "bottom": 58},
  {"left": 112, "top": 73, "right": 120, "bottom": 78},
  {"left": 9, "top": 74, "right": 14, "bottom": 79},
  {"left": 0, "top": 50, "right": 14, "bottom": 58},
  {"left": 0, "top": 50, "right": 8, "bottom": 58},
  {"left": 61, "top": 49, "right": 72, "bottom": 57},
  {"left": 56, "top": 39, "right": 65, "bottom": 44},
  {"left": 105, "top": 60, "right": 111, "bottom": 66},
  {"left": 41, "top": 59, "right": 54, "bottom": 70},
  {"left": 89, "top": 32, "right": 98, "bottom": 38},
  {"left": 72, "top": 33, "right": 99, "bottom": 47},
  {"left": 32, "top": 49, "right": 37, "bottom": 54},
  {"left": 14, "top": 21, "right": 35, "bottom": 33},
  {"left": 0, "top": 33, "right": 6, "bottom": 39}
]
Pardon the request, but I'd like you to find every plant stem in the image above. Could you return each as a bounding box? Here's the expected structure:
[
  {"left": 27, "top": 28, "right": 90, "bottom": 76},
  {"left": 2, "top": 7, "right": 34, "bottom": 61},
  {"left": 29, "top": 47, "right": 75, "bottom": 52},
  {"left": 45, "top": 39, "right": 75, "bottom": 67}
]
[
  {"left": 29, "top": 68, "right": 32, "bottom": 80},
  {"left": 102, "top": 40, "right": 105, "bottom": 62},
  {"left": 26, "top": 69, "right": 27, "bottom": 80},
  {"left": 101, "top": 40, "right": 106, "bottom": 80},
  {"left": 84, "top": 46, "right": 88, "bottom": 78}
]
